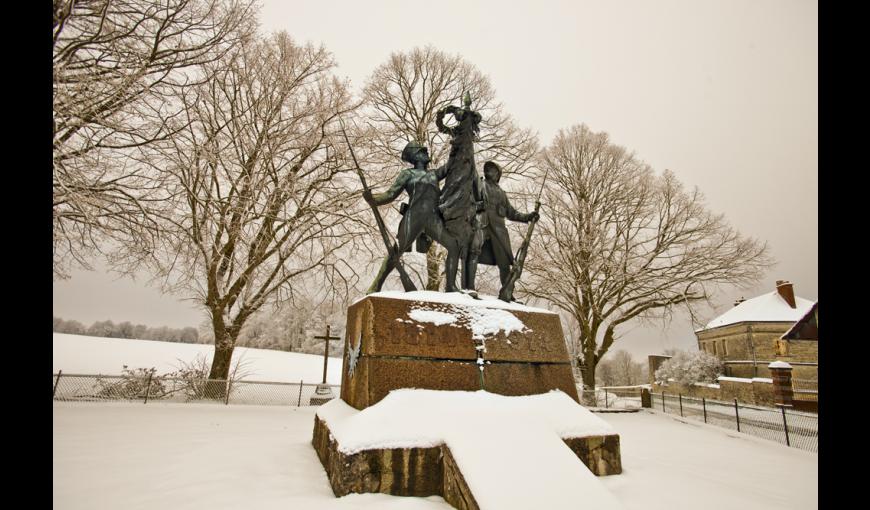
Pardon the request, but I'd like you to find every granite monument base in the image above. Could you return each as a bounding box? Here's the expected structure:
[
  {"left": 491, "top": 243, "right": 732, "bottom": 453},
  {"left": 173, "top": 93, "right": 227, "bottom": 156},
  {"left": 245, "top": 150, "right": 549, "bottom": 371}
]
[
  {"left": 312, "top": 414, "right": 622, "bottom": 509},
  {"left": 339, "top": 292, "right": 580, "bottom": 410}
]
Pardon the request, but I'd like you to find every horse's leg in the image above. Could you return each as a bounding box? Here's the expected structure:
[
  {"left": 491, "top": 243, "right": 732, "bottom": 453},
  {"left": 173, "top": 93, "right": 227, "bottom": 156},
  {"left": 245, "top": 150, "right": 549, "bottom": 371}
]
[
  {"left": 464, "top": 219, "right": 485, "bottom": 291},
  {"left": 427, "top": 217, "right": 461, "bottom": 293}
]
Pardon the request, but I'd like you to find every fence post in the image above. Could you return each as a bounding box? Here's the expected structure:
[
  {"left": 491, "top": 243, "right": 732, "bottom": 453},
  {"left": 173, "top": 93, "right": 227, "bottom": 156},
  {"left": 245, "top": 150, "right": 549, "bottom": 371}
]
[
  {"left": 225, "top": 379, "right": 232, "bottom": 405},
  {"left": 702, "top": 397, "right": 707, "bottom": 423},
  {"left": 144, "top": 371, "right": 154, "bottom": 404},
  {"left": 662, "top": 392, "right": 666, "bottom": 412},
  {"left": 734, "top": 398, "right": 740, "bottom": 432},
  {"left": 604, "top": 390, "right": 609, "bottom": 408},
  {"left": 641, "top": 388, "right": 651, "bottom": 408},
  {"left": 678, "top": 393, "right": 683, "bottom": 417},
  {"left": 769, "top": 362, "right": 794, "bottom": 408},
  {"left": 781, "top": 407, "right": 791, "bottom": 447},
  {"left": 297, "top": 380, "right": 304, "bottom": 407},
  {"left": 53, "top": 370, "right": 63, "bottom": 399}
]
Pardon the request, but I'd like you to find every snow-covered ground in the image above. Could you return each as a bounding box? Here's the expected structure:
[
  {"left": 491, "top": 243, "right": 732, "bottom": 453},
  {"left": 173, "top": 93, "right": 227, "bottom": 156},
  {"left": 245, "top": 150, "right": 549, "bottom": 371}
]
[
  {"left": 655, "top": 394, "right": 818, "bottom": 452},
  {"left": 53, "top": 333, "right": 342, "bottom": 384},
  {"left": 53, "top": 403, "right": 817, "bottom": 510}
]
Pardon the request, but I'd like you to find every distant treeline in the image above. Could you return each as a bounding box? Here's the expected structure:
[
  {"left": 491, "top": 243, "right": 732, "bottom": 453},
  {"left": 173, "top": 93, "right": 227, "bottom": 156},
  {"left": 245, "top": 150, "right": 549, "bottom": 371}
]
[{"left": 53, "top": 317, "right": 203, "bottom": 344}]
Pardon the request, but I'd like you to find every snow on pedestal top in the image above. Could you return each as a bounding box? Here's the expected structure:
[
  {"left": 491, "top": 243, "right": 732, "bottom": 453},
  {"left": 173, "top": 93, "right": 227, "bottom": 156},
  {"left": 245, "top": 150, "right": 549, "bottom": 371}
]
[
  {"left": 364, "top": 290, "right": 550, "bottom": 341},
  {"left": 317, "top": 389, "right": 615, "bottom": 454},
  {"left": 406, "top": 304, "right": 527, "bottom": 341},
  {"left": 356, "top": 290, "right": 557, "bottom": 315}
]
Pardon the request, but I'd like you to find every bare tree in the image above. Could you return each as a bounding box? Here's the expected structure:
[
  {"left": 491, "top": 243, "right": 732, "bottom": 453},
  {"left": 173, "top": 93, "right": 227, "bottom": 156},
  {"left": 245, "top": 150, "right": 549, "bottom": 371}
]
[
  {"left": 524, "top": 124, "right": 772, "bottom": 388},
  {"left": 609, "top": 350, "right": 645, "bottom": 386},
  {"left": 358, "top": 46, "right": 538, "bottom": 290},
  {"left": 595, "top": 360, "right": 617, "bottom": 387},
  {"left": 133, "top": 32, "right": 365, "bottom": 385},
  {"left": 52, "top": 0, "right": 257, "bottom": 279}
]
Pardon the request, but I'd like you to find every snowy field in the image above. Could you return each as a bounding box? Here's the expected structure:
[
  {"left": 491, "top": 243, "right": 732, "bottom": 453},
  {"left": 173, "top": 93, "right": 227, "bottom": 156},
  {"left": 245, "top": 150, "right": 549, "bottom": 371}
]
[
  {"left": 53, "top": 333, "right": 342, "bottom": 384},
  {"left": 53, "top": 403, "right": 817, "bottom": 510}
]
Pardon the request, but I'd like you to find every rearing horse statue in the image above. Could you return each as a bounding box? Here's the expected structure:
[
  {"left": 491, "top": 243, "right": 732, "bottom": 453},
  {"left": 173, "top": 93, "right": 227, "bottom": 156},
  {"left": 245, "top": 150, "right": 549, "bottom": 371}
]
[{"left": 435, "top": 92, "right": 487, "bottom": 291}]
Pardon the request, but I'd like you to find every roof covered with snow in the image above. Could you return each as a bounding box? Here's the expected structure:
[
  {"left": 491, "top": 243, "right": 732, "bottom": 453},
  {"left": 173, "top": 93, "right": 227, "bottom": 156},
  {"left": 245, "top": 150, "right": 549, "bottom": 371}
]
[{"left": 696, "top": 291, "right": 815, "bottom": 332}]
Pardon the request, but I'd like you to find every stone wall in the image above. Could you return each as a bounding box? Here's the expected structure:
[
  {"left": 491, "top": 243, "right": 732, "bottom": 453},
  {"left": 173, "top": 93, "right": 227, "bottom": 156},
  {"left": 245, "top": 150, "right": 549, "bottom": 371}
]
[
  {"left": 726, "top": 364, "right": 756, "bottom": 378},
  {"left": 789, "top": 364, "right": 818, "bottom": 380},
  {"left": 748, "top": 323, "right": 794, "bottom": 360},
  {"left": 696, "top": 323, "right": 750, "bottom": 360},
  {"left": 652, "top": 377, "right": 775, "bottom": 406},
  {"left": 778, "top": 339, "right": 818, "bottom": 362},
  {"left": 652, "top": 381, "right": 720, "bottom": 400}
]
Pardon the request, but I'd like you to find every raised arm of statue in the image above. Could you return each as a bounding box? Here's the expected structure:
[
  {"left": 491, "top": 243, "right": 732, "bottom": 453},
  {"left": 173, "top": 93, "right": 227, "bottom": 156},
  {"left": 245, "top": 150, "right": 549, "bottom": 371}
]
[
  {"left": 371, "top": 169, "right": 410, "bottom": 206},
  {"left": 435, "top": 106, "right": 457, "bottom": 137},
  {"left": 433, "top": 163, "right": 450, "bottom": 181}
]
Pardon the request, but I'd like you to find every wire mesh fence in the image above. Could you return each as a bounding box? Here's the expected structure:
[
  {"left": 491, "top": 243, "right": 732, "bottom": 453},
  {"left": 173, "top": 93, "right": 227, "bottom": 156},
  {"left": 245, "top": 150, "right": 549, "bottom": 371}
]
[
  {"left": 52, "top": 372, "right": 340, "bottom": 407},
  {"left": 650, "top": 392, "right": 817, "bottom": 453},
  {"left": 792, "top": 378, "right": 818, "bottom": 402}
]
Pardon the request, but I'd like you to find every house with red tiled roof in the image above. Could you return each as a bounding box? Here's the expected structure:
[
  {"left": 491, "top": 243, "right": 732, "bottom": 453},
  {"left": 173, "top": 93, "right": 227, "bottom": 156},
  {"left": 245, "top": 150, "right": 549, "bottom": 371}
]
[{"left": 695, "top": 280, "right": 817, "bottom": 379}]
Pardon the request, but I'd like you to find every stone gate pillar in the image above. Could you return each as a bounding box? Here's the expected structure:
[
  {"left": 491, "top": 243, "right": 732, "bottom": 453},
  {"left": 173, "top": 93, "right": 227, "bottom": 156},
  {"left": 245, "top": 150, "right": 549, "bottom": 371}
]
[{"left": 768, "top": 361, "right": 794, "bottom": 407}]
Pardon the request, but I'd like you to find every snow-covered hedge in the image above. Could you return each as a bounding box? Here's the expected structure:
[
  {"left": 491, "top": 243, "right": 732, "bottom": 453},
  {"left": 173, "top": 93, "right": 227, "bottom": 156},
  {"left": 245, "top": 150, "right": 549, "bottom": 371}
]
[{"left": 654, "top": 350, "right": 723, "bottom": 386}]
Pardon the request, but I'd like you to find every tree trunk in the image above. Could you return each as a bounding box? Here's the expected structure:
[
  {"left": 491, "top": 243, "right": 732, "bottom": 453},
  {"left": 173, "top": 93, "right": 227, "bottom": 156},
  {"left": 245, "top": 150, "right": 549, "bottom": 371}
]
[
  {"left": 206, "top": 333, "right": 235, "bottom": 400},
  {"left": 209, "top": 343, "right": 234, "bottom": 380},
  {"left": 580, "top": 346, "right": 598, "bottom": 406}
]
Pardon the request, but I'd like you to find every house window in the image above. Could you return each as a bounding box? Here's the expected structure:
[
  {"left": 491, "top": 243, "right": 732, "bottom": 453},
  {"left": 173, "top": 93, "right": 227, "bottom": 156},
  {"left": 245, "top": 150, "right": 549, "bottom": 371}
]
[
  {"left": 722, "top": 341, "right": 727, "bottom": 356},
  {"left": 713, "top": 342, "right": 718, "bottom": 355}
]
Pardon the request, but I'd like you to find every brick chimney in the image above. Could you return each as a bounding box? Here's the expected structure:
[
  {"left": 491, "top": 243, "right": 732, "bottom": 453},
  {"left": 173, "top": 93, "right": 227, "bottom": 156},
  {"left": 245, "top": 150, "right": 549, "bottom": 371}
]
[{"left": 775, "top": 280, "right": 796, "bottom": 308}]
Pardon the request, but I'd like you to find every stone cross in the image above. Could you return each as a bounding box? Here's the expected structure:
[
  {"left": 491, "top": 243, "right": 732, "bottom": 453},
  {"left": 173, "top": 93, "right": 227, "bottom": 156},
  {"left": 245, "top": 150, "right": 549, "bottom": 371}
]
[{"left": 314, "top": 325, "right": 342, "bottom": 384}]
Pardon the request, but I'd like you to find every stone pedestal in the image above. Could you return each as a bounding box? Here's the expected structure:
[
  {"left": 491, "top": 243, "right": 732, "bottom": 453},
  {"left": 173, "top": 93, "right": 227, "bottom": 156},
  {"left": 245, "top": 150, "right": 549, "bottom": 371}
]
[
  {"left": 339, "top": 293, "right": 580, "bottom": 410},
  {"left": 312, "top": 414, "right": 622, "bottom": 507}
]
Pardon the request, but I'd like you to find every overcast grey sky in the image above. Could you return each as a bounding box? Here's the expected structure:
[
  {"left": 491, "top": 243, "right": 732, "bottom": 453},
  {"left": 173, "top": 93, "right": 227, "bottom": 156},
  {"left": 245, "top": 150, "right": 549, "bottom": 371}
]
[{"left": 53, "top": 0, "right": 817, "bottom": 360}]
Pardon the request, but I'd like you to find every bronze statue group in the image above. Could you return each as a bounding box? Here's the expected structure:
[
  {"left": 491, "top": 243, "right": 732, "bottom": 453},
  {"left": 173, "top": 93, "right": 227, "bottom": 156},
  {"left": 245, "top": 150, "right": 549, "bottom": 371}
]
[{"left": 350, "top": 93, "right": 540, "bottom": 302}]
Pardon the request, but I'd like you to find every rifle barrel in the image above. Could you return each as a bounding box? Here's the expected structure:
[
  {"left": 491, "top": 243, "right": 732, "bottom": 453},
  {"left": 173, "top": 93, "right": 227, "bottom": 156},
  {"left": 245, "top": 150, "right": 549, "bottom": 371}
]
[{"left": 339, "top": 120, "right": 416, "bottom": 291}]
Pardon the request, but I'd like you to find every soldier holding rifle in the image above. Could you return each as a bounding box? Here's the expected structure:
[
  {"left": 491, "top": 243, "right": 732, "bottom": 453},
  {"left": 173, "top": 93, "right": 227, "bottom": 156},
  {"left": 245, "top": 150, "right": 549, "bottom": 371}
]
[
  {"left": 473, "top": 161, "right": 539, "bottom": 293},
  {"left": 361, "top": 141, "right": 463, "bottom": 293}
]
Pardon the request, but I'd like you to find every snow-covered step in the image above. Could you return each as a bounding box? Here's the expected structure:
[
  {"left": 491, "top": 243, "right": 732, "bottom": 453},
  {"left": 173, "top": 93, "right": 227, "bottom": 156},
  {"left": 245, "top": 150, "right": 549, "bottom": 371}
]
[{"left": 314, "top": 389, "right": 624, "bottom": 510}]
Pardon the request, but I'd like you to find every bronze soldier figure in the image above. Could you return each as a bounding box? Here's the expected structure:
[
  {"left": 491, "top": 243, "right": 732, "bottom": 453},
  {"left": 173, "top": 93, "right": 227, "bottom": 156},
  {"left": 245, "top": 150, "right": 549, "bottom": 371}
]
[
  {"left": 472, "top": 161, "right": 539, "bottom": 290},
  {"left": 364, "top": 142, "right": 462, "bottom": 293}
]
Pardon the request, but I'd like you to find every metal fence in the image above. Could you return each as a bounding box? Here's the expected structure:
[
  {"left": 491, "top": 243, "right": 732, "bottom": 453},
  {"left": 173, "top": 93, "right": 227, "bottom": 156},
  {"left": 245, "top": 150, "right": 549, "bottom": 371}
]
[
  {"left": 578, "top": 386, "right": 643, "bottom": 409},
  {"left": 792, "top": 378, "right": 818, "bottom": 402},
  {"left": 52, "top": 371, "right": 341, "bottom": 407},
  {"left": 651, "top": 392, "right": 817, "bottom": 453}
]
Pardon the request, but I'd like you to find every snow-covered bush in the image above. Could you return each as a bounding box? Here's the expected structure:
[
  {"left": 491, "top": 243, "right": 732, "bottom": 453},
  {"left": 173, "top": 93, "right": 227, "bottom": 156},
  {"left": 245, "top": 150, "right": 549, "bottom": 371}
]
[
  {"left": 96, "top": 366, "right": 166, "bottom": 400},
  {"left": 654, "top": 350, "right": 723, "bottom": 386}
]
